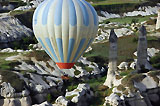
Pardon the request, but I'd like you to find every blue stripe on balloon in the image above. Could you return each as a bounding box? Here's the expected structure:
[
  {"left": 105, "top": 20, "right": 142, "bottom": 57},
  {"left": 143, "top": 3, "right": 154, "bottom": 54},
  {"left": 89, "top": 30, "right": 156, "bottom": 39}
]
[
  {"left": 38, "top": 37, "right": 55, "bottom": 61},
  {"left": 54, "top": 0, "right": 63, "bottom": 25},
  {"left": 83, "top": 0, "right": 98, "bottom": 26},
  {"left": 72, "top": 38, "right": 86, "bottom": 62},
  {"left": 67, "top": 38, "right": 75, "bottom": 63},
  {"left": 68, "top": 0, "right": 77, "bottom": 26},
  {"left": 33, "top": 0, "right": 47, "bottom": 25},
  {"left": 77, "top": 38, "right": 93, "bottom": 60},
  {"left": 42, "top": 0, "right": 54, "bottom": 25},
  {"left": 45, "top": 37, "right": 59, "bottom": 62},
  {"left": 77, "top": 0, "right": 89, "bottom": 26},
  {"left": 56, "top": 38, "right": 64, "bottom": 62}
]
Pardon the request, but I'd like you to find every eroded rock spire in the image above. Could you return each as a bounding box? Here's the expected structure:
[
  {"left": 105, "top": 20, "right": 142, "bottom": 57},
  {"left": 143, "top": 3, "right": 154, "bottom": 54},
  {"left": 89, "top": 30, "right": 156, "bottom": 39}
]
[
  {"left": 104, "top": 29, "right": 119, "bottom": 88},
  {"left": 136, "top": 26, "right": 152, "bottom": 72}
]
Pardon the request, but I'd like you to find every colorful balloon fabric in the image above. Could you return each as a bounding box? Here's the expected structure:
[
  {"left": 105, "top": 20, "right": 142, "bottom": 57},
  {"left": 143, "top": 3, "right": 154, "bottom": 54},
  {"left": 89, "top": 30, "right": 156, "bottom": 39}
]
[{"left": 33, "top": 0, "right": 98, "bottom": 69}]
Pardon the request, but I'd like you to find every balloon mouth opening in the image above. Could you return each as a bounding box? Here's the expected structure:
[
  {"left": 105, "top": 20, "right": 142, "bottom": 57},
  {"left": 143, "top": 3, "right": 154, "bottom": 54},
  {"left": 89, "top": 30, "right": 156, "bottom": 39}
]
[{"left": 56, "top": 63, "right": 75, "bottom": 69}]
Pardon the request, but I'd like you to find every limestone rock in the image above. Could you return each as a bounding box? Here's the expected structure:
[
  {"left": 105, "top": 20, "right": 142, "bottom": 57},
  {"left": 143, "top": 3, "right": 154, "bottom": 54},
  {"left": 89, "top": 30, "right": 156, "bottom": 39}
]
[
  {"left": 1, "top": 82, "right": 15, "bottom": 98},
  {"left": 130, "top": 60, "right": 137, "bottom": 70},
  {"left": 104, "top": 93, "right": 121, "bottom": 106},
  {"left": 156, "top": 9, "right": 160, "bottom": 30},
  {"left": 32, "top": 101, "right": 52, "bottom": 106},
  {"left": 30, "top": 0, "right": 44, "bottom": 8},
  {"left": 118, "top": 62, "right": 128, "bottom": 70},
  {"left": 14, "top": 6, "right": 32, "bottom": 11},
  {"left": 0, "top": 48, "right": 15, "bottom": 52},
  {"left": 54, "top": 96, "right": 69, "bottom": 106},
  {"left": 0, "top": 97, "right": 32, "bottom": 106},
  {"left": 0, "top": 15, "right": 33, "bottom": 48},
  {"left": 147, "top": 48, "right": 159, "bottom": 58},
  {"left": 65, "top": 84, "right": 93, "bottom": 106}
]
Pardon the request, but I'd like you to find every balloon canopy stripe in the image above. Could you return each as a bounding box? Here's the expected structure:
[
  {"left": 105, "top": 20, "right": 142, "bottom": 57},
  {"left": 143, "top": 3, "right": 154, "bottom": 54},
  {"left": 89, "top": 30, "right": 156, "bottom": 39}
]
[
  {"left": 42, "top": 0, "right": 54, "bottom": 25},
  {"left": 68, "top": 0, "right": 77, "bottom": 26},
  {"left": 54, "top": 0, "right": 63, "bottom": 26},
  {"left": 67, "top": 38, "right": 75, "bottom": 63},
  {"left": 77, "top": 0, "right": 89, "bottom": 26},
  {"left": 84, "top": 0, "right": 98, "bottom": 26},
  {"left": 38, "top": 37, "right": 55, "bottom": 61},
  {"left": 33, "top": 0, "right": 47, "bottom": 25},
  {"left": 45, "top": 38, "right": 59, "bottom": 62},
  {"left": 76, "top": 38, "right": 94, "bottom": 61},
  {"left": 72, "top": 38, "right": 86, "bottom": 62},
  {"left": 56, "top": 38, "right": 64, "bottom": 62}
]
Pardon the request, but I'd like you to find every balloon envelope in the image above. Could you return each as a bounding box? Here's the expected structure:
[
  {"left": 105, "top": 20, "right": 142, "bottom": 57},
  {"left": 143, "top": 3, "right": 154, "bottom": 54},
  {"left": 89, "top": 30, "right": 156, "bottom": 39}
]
[{"left": 32, "top": 0, "right": 98, "bottom": 69}]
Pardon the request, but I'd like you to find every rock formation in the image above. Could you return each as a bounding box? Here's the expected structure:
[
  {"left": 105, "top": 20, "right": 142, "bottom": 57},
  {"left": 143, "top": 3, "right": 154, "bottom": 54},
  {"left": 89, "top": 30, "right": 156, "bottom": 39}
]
[
  {"left": 103, "top": 70, "right": 160, "bottom": 106},
  {"left": 156, "top": 9, "right": 160, "bottom": 30},
  {"left": 104, "top": 29, "right": 119, "bottom": 88},
  {"left": 0, "top": 82, "right": 32, "bottom": 106},
  {"left": 136, "top": 26, "right": 152, "bottom": 72},
  {"left": 0, "top": 15, "right": 33, "bottom": 48}
]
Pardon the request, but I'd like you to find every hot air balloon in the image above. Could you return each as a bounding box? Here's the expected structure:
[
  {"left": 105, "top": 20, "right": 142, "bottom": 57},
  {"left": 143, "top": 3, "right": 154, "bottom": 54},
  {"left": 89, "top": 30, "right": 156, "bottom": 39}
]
[{"left": 32, "top": 0, "right": 98, "bottom": 69}]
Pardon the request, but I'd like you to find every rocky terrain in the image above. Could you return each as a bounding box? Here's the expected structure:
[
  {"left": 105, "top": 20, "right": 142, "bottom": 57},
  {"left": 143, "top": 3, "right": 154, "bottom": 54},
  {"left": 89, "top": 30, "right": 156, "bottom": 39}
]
[{"left": 0, "top": 0, "right": 160, "bottom": 106}]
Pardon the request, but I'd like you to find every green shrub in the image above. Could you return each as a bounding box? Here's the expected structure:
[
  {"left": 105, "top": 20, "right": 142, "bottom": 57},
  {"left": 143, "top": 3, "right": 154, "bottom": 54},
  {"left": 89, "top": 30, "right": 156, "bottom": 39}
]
[
  {"left": 25, "top": 50, "right": 50, "bottom": 62},
  {"left": 0, "top": 70, "right": 25, "bottom": 92},
  {"left": 74, "top": 70, "right": 81, "bottom": 75},
  {"left": 66, "top": 94, "right": 77, "bottom": 100},
  {"left": 120, "top": 69, "right": 134, "bottom": 76},
  {"left": 24, "top": 60, "right": 35, "bottom": 65},
  {"left": 106, "top": 87, "right": 113, "bottom": 96},
  {"left": 67, "top": 85, "right": 78, "bottom": 92},
  {"left": 0, "top": 61, "right": 21, "bottom": 70},
  {"left": 150, "top": 53, "right": 160, "bottom": 69},
  {"left": 121, "top": 73, "right": 146, "bottom": 92},
  {"left": 132, "top": 37, "right": 138, "bottom": 43},
  {"left": 75, "top": 62, "right": 85, "bottom": 68},
  {"left": 117, "top": 84, "right": 126, "bottom": 91},
  {"left": 46, "top": 94, "right": 52, "bottom": 103},
  {"left": 148, "top": 71, "right": 160, "bottom": 83},
  {"left": 10, "top": 10, "right": 24, "bottom": 16},
  {"left": 84, "top": 66, "right": 93, "bottom": 73},
  {"left": 131, "top": 18, "right": 139, "bottom": 24},
  {"left": 11, "top": 36, "right": 38, "bottom": 50}
]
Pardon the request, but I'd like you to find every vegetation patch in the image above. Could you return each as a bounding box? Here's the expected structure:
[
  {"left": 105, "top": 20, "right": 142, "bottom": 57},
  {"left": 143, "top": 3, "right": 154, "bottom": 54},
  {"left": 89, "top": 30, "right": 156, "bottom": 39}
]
[
  {"left": 46, "top": 62, "right": 55, "bottom": 71},
  {"left": 66, "top": 94, "right": 77, "bottom": 100},
  {"left": 65, "top": 76, "right": 107, "bottom": 106},
  {"left": 75, "top": 62, "right": 85, "bottom": 67},
  {"left": 106, "top": 87, "right": 114, "bottom": 96},
  {"left": 117, "top": 84, "right": 126, "bottom": 91},
  {"left": 46, "top": 94, "right": 52, "bottom": 103},
  {"left": 0, "top": 70, "right": 25, "bottom": 92},
  {"left": 25, "top": 50, "right": 50, "bottom": 62},
  {"left": 0, "top": 61, "right": 21, "bottom": 70},
  {"left": 150, "top": 52, "right": 160, "bottom": 69},
  {"left": 84, "top": 35, "right": 160, "bottom": 65},
  {"left": 123, "top": 89, "right": 129, "bottom": 95},
  {"left": 120, "top": 69, "right": 134, "bottom": 76},
  {"left": 121, "top": 73, "right": 146, "bottom": 92},
  {"left": 115, "top": 93, "right": 122, "bottom": 97},
  {"left": 103, "top": 15, "right": 156, "bottom": 25},
  {"left": 10, "top": 8, "right": 35, "bottom": 29},
  {"left": 148, "top": 70, "right": 160, "bottom": 83},
  {"left": 84, "top": 66, "right": 94, "bottom": 73},
  {"left": 74, "top": 70, "right": 81, "bottom": 76},
  {"left": 10, "top": 36, "right": 38, "bottom": 50},
  {"left": 115, "top": 75, "right": 122, "bottom": 79},
  {"left": 24, "top": 60, "right": 35, "bottom": 65}
]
